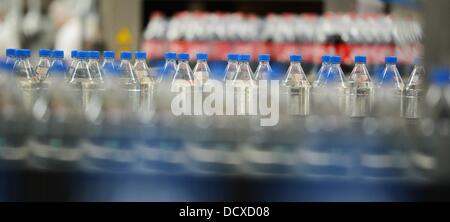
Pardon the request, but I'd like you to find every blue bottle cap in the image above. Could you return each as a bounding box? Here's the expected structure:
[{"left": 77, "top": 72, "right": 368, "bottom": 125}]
[
  {"left": 238, "top": 54, "right": 251, "bottom": 61},
  {"left": 385, "top": 56, "right": 397, "bottom": 64},
  {"left": 120, "top": 51, "right": 133, "bottom": 60},
  {"left": 258, "top": 54, "right": 270, "bottom": 61},
  {"left": 178, "top": 53, "right": 190, "bottom": 60},
  {"left": 330, "top": 56, "right": 341, "bottom": 64},
  {"left": 78, "top": 51, "right": 89, "bottom": 59},
  {"left": 88, "top": 51, "right": 100, "bottom": 59},
  {"left": 431, "top": 67, "right": 450, "bottom": 86},
  {"left": 6, "top": 48, "right": 16, "bottom": 57},
  {"left": 227, "top": 53, "right": 238, "bottom": 61},
  {"left": 290, "top": 54, "right": 302, "bottom": 62},
  {"left": 321, "top": 55, "right": 330, "bottom": 63},
  {"left": 196, "top": 53, "right": 208, "bottom": 60},
  {"left": 165, "top": 52, "right": 176, "bottom": 60},
  {"left": 71, "top": 50, "right": 78, "bottom": 58},
  {"left": 39, "top": 49, "right": 51, "bottom": 57},
  {"left": 135, "top": 51, "right": 147, "bottom": 60},
  {"left": 354, "top": 56, "right": 366, "bottom": 63},
  {"left": 52, "top": 50, "right": 64, "bottom": 59},
  {"left": 16, "top": 49, "right": 31, "bottom": 57},
  {"left": 103, "top": 51, "right": 115, "bottom": 59}
]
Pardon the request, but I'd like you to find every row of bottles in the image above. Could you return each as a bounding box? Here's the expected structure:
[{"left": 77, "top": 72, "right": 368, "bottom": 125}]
[{"left": 1, "top": 47, "right": 449, "bottom": 181}]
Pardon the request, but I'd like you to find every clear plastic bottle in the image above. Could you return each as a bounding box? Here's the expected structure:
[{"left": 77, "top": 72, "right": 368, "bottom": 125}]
[
  {"left": 311, "top": 55, "right": 347, "bottom": 116},
  {"left": 160, "top": 52, "right": 177, "bottom": 83},
  {"left": 403, "top": 57, "right": 424, "bottom": 119},
  {"left": 88, "top": 51, "right": 103, "bottom": 83},
  {"left": 375, "top": 56, "right": 404, "bottom": 117},
  {"left": 68, "top": 51, "right": 96, "bottom": 110},
  {"left": 13, "top": 49, "right": 36, "bottom": 109},
  {"left": 68, "top": 50, "right": 78, "bottom": 78},
  {"left": 254, "top": 54, "right": 273, "bottom": 81},
  {"left": 312, "top": 55, "right": 331, "bottom": 88},
  {"left": 101, "top": 51, "right": 116, "bottom": 74},
  {"left": 347, "top": 55, "right": 374, "bottom": 117},
  {"left": 193, "top": 52, "right": 211, "bottom": 86},
  {"left": 233, "top": 54, "right": 255, "bottom": 86},
  {"left": 282, "top": 54, "right": 311, "bottom": 115},
  {"left": 134, "top": 51, "right": 153, "bottom": 82},
  {"left": 172, "top": 52, "right": 193, "bottom": 87},
  {"left": 30, "top": 55, "right": 82, "bottom": 167},
  {"left": 119, "top": 51, "right": 141, "bottom": 112},
  {"left": 84, "top": 65, "right": 139, "bottom": 170},
  {"left": 377, "top": 56, "right": 404, "bottom": 91},
  {"left": 223, "top": 53, "right": 239, "bottom": 81},
  {"left": 0, "top": 60, "right": 30, "bottom": 163},
  {"left": 134, "top": 51, "right": 155, "bottom": 115},
  {"left": 48, "top": 50, "right": 67, "bottom": 78},
  {"left": 233, "top": 54, "right": 256, "bottom": 115},
  {"left": 35, "top": 49, "right": 52, "bottom": 81}
]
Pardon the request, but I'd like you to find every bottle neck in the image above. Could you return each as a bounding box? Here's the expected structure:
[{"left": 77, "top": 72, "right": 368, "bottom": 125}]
[
  {"left": 259, "top": 61, "right": 269, "bottom": 65},
  {"left": 166, "top": 59, "right": 176, "bottom": 64}
]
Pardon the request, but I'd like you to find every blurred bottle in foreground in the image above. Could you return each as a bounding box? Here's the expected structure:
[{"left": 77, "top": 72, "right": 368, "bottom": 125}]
[
  {"left": 0, "top": 61, "right": 30, "bottom": 165},
  {"left": 412, "top": 68, "right": 450, "bottom": 180},
  {"left": 30, "top": 59, "right": 83, "bottom": 169},
  {"left": 84, "top": 67, "right": 138, "bottom": 171}
]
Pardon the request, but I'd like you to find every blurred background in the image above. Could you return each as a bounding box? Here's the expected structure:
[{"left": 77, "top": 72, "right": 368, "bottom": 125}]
[{"left": 0, "top": 0, "right": 449, "bottom": 202}]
